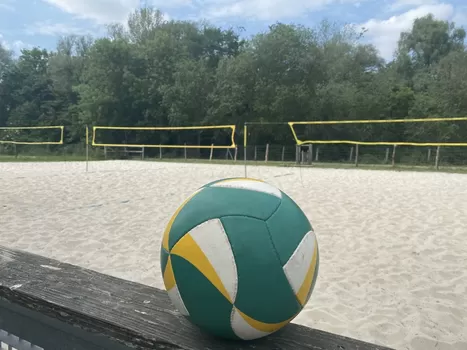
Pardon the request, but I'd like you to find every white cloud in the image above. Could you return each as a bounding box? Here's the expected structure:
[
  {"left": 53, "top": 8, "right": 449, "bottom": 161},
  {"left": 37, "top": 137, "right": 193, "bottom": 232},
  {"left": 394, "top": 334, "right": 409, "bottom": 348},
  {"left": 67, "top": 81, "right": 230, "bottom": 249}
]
[
  {"left": 41, "top": 0, "right": 176, "bottom": 25},
  {"left": 201, "top": 0, "right": 365, "bottom": 21},
  {"left": 359, "top": 3, "right": 455, "bottom": 60},
  {"left": 0, "top": 33, "right": 8, "bottom": 48},
  {"left": 27, "top": 0, "right": 467, "bottom": 61},
  {"left": 452, "top": 6, "right": 467, "bottom": 25},
  {"left": 0, "top": 34, "right": 32, "bottom": 54},
  {"left": 11, "top": 40, "right": 32, "bottom": 52},
  {"left": 39, "top": 0, "right": 369, "bottom": 24},
  {"left": 388, "top": 0, "right": 439, "bottom": 11},
  {"left": 0, "top": 0, "right": 15, "bottom": 12},
  {"left": 26, "top": 21, "right": 92, "bottom": 36},
  {"left": 41, "top": 0, "right": 139, "bottom": 24},
  {"left": 149, "top": 0, "right": 192, "bottom": 8}
]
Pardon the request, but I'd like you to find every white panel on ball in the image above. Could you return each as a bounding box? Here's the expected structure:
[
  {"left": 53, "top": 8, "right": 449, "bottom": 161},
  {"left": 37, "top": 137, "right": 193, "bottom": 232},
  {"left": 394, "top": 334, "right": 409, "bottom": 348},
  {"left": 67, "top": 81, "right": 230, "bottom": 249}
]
[
  {"left": 282, "top": 231, "right": 317, "bottom": 295},
  {"left": 167, "top": 284, "right": 190, "bottom": 316},
  {"left": 211, "top": 179, "right": 282, "bottom": 198},
  {"left": 189, "top": 218, "right": 238, "bottom": 303},
  {"left": 230, "top": 308, "right": 271, "bottom": 340}
]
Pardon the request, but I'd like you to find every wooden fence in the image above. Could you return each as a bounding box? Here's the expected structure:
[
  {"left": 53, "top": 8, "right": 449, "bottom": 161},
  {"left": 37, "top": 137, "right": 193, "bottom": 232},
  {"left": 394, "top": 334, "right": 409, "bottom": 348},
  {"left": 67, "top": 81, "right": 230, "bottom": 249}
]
[{"left": 0, "top": 246, "right": 394, "bottom": 350}]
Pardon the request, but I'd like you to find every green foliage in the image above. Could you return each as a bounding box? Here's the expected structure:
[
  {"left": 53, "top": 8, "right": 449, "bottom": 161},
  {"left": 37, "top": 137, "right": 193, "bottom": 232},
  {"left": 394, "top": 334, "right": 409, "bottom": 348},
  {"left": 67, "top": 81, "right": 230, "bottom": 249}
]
[{"left": 0, "top": 7, "right": 466, "bottom": 153}]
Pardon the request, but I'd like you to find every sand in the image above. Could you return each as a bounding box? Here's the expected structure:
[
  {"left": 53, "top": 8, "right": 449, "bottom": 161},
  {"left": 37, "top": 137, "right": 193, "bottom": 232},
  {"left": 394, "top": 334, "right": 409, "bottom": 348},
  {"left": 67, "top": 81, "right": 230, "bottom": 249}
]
[{"left": 0, "top": 160, "right": 466, "bottom": 350}]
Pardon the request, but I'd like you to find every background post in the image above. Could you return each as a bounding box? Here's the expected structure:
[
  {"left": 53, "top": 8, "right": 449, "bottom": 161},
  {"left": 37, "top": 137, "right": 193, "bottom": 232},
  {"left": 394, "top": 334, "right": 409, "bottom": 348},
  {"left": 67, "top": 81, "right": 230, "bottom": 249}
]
[
  {"left": 244, "top": 123, "right": 247, "bottom": 177},
  {"left": 355, "top": 144, "right": 359, "bottom": 167},
  {"left": 85, "top": 125, "right": 89, "bottom": 172},
  {"left": 435, "top": 146, "right": 441, "bottom": 170}
]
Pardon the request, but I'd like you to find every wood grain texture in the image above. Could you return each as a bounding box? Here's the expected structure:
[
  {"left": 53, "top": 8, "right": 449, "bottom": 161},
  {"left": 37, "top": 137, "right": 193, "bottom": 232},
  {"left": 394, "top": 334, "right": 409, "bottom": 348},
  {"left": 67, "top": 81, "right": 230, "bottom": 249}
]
[{"left": 0, "top": 246, "right": 395, "bottom": 350}]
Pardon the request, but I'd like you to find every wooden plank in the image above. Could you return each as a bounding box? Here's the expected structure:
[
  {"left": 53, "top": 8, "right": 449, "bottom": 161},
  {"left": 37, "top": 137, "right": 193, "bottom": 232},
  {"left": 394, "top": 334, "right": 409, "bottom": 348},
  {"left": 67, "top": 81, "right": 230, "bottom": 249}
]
[
  {"left": 0, "top": 299, "right": 124, "bottom": 350},
  {"left": 0, "top": 246, "right": 394, "bottom": 350}
]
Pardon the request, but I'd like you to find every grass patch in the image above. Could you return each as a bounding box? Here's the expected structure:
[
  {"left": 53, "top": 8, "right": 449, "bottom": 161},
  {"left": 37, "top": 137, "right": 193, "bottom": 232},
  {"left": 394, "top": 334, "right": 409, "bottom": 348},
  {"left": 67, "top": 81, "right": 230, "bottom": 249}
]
[
  {"left": 147, "top": 157, "right": 467, "bottom": 174},
  {"left": 0, "top": 154, "right": 92, "bottom": 162},
  {"left": 1, "top": 154, "right": 466, "bottom": 174}
]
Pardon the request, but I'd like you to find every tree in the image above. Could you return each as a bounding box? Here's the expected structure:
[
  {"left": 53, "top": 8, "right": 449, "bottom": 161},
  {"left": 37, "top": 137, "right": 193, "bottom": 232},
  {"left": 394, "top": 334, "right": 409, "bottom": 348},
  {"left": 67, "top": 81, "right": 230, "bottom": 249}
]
[
  {"left": 0, "top": 43, "right": 13, "bottom": 126},
  {"left": 1, "top": 48, "right": 55, "bottom": 127},
  {"left": 0, "top": 8, "right": 466, "bottom": 158},
  {"left": 397, "top": 14, "right": 466, "bottom": 68}
]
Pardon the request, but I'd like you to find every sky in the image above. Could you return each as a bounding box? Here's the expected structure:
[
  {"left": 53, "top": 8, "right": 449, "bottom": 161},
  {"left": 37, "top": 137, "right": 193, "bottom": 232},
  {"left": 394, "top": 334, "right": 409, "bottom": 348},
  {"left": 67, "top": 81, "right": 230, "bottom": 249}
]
[{"left": 0, "top": 0, "right": 466, "bottom": 61}]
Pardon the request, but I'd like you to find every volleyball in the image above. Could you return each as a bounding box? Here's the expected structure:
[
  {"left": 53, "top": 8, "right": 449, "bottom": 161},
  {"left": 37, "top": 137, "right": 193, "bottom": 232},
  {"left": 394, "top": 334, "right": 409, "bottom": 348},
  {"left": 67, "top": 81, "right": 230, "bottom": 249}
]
[{"left": 160, "top": 177, "right": 319, "bottom": 340}]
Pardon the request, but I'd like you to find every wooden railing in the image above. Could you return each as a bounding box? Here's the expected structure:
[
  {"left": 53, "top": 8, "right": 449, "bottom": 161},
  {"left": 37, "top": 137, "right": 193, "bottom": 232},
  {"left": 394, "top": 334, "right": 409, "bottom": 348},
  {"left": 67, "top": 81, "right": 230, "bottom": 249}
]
[{"left": 0, "top": 246, "right": 394, "bottom": 350}]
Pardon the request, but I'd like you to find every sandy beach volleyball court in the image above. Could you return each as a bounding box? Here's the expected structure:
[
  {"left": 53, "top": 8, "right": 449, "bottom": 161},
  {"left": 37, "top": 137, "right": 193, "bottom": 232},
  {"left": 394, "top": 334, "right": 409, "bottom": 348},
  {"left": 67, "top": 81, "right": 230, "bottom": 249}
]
[{"left": 1, "top": 160, "right": 466, "bottom": 350}]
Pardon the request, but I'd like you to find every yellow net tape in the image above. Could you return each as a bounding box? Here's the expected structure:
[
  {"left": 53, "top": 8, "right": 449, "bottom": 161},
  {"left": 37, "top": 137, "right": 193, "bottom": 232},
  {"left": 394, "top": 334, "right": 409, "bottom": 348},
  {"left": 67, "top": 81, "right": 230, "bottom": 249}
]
[
  {"left": 92, "top": 125, "right": 237, "bottom": 149},
  {"left": 0, "top": 126, "right": 64, "bottom": 145},
  {"left": 288, "top": 117, "right": 467, "bottom": 147}
]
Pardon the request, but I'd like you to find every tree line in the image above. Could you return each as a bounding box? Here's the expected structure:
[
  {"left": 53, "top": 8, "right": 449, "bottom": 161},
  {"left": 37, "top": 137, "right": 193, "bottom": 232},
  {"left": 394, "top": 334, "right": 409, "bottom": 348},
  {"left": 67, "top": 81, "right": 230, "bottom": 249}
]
[{"left": 0, "top": 7, "right": 466, "bottom": 151}]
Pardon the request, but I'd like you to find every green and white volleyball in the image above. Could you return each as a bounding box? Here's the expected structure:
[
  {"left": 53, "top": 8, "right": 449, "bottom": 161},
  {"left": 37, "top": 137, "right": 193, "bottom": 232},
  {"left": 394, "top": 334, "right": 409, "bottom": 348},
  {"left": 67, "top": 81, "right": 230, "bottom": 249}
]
[{"left": 160, "top": 177, "right": 319, "bottom": 340}]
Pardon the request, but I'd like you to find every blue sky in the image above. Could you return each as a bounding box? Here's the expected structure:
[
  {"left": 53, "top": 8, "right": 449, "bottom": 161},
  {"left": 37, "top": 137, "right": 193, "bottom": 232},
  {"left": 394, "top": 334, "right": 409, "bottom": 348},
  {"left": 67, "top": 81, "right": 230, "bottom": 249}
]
[{"left": 0, "top": 0, "right": 466, "bottom": 61}]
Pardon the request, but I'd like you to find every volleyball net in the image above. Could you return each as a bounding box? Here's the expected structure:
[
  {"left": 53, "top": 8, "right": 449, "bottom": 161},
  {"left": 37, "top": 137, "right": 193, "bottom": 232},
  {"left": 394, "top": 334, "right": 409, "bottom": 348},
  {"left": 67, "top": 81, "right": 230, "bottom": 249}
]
[
  {"left": 0, "top": 126, "right": 66, "bottom": 160},
  {"left": 1, "top": 120, "right": 466, "bottom": 170},
  {"left": 287, "top": 117, "right": 467, "bottom": 167},
  {"left": 241, "top": 117, "right": 467, "bottom": 174},
  {"left": 91, "top": 125, "right": 237, "bottom": 161},
  {"left": 288, "top": 117, "right": 467, "bottom": 147},
  {"left": 0, "top": 126, "right": 64, "bottom": 145}
]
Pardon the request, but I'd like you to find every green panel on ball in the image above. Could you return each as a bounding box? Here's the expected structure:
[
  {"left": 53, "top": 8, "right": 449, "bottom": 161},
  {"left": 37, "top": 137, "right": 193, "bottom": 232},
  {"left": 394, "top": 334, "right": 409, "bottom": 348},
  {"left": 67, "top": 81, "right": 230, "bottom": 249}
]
[
  {"left": 266, "top": 192, "right": 312, "bottom": 266},
  {"left": 160, "top": 246, "right": 169, "bottom": 274},
  {"left": 168, "top": 187, "right": 281, "bottom": 250},
  {"left": 221, "top": 216, "right": 301, "bottom": 324},
  {"left": 171, "top": 254, "right": 239, "bottom": 340}
]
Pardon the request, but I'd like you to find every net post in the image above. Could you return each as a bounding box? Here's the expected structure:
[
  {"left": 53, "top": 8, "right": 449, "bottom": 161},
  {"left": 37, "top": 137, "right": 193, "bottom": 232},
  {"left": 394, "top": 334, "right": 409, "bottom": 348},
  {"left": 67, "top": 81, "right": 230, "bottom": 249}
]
[
  {"left": 349, "top": 147, "right": 354, "bottom": 163},
  {"left": 427, "top": 148, "right": 432, "bottom": 163},
  {"left": 210, "top": 144, "right": 214, "bottom": 161},
  {"left": 265, "top": 144, "right": 269, "bottom": 162},
  {"left": 184, "top": 143, "right": 187, "bottom": 160},
  {"left": 355, "top": 144, "right": 359, "bottom": 167},
  {"left": 315, "top": 146, "right": 320, "bottom": 162},
  {"left": 60, "top": 126, "right": 64, "bottom": 145},
  {"left": 62, "top": 139, "right": 66, "bottom": 162},
  {"left": 234, "top": 147, "right": 238, "bottom": 162},
  {"left": 243, "top": 123, "right": 247, "bottom": 177},
  {"left": 392, "top": 145, "right": 397, "bottom": 167},
  {"left": 384, "top": 148, "right": 389, "bottom": 164},
  {"left": 281, "top": 146, "right": 285, "bottom": 162},
  {"left": 159, "top": 145, "right": 162, "bottom": 159},
  {"left": 85, "top": 125, "right": 89, "bottom": 172},
  {"left": 435, "top": 146, "right": 441, "bottom": 170},
  {"left": 308, "top": 144, "right": 312, "bottom": 165}
]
